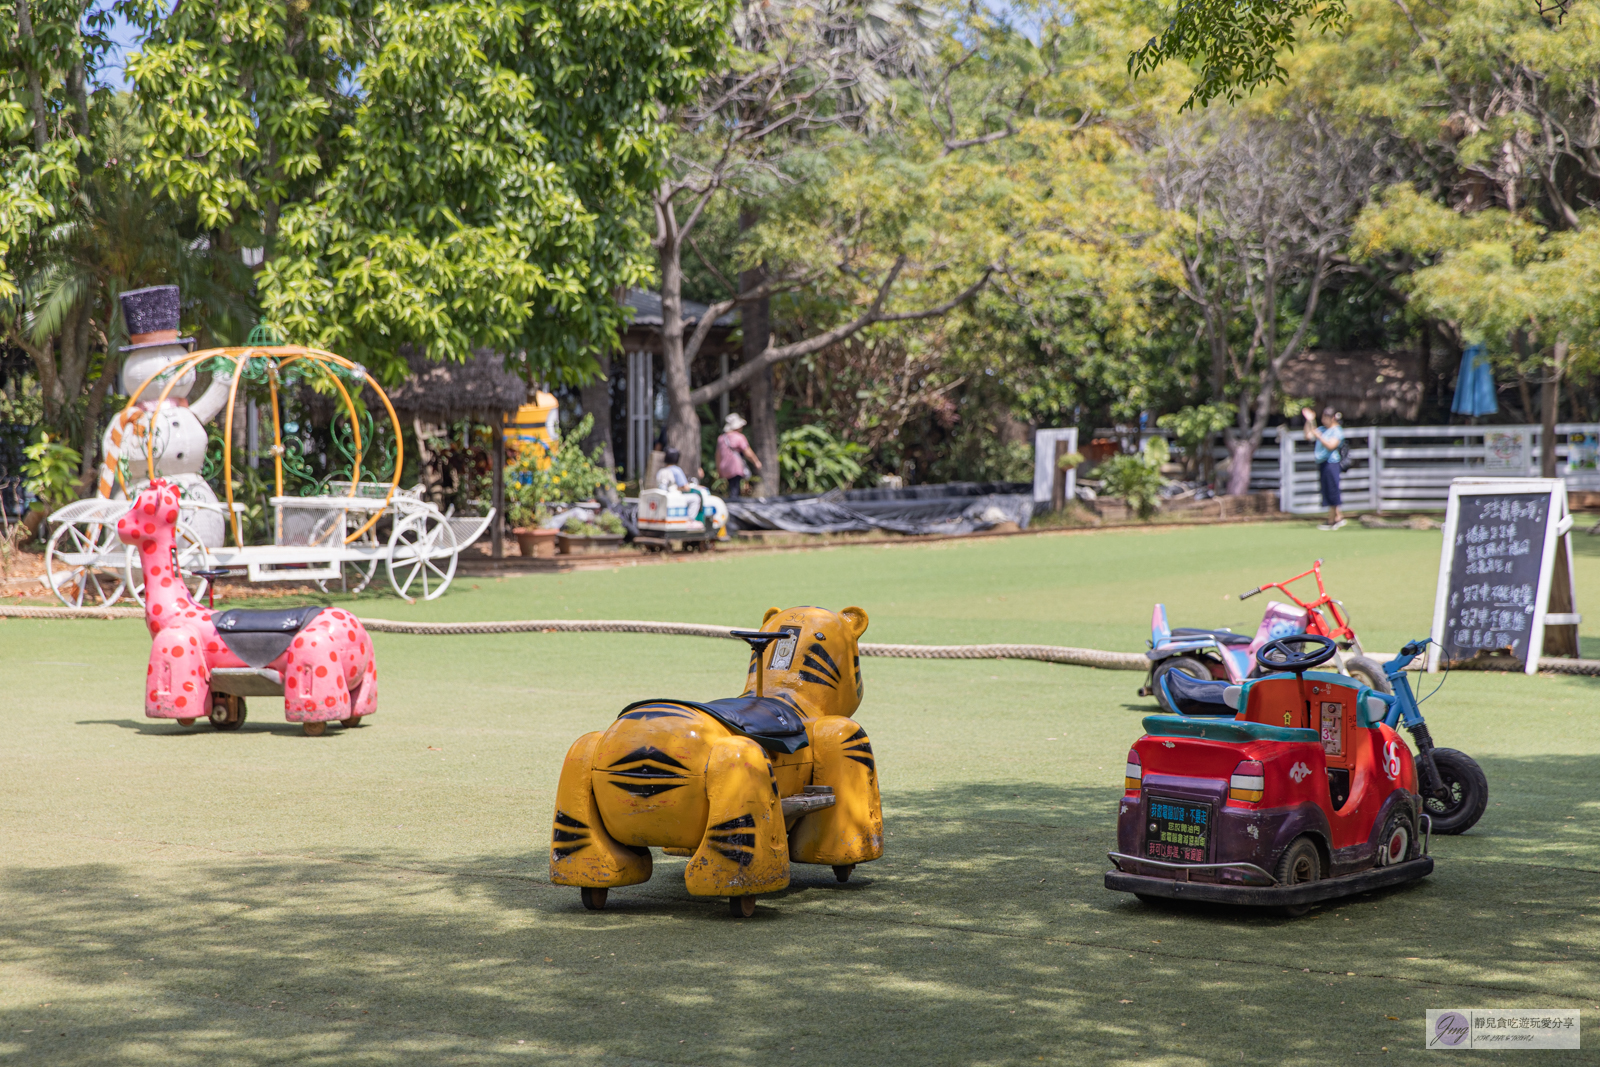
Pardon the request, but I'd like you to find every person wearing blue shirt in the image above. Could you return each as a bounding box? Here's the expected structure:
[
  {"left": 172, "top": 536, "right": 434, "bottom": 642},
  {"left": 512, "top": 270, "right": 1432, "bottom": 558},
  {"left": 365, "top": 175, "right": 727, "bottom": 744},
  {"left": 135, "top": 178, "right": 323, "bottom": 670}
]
[{"left": 1303, "top": 405, "right": 1345, "bottom": 530}]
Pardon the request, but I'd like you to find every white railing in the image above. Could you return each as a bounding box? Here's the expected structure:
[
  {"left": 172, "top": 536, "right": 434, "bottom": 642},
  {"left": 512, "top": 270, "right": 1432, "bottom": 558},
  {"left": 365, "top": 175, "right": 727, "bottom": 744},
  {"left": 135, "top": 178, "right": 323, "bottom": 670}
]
[
  {"left": 1087, "top": 423, "right": 1600, "bottom": 514},
  {"left": 1275, "top": 424, "right": 1600, "bottom": 514}
]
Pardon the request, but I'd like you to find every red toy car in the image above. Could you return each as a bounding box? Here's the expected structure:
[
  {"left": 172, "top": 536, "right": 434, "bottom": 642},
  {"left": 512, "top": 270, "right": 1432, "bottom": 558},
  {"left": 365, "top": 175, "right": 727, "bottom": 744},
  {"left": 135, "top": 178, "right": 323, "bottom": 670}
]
[{"left": 1107, "top": 635, "right": 1486, "bottom": 915}]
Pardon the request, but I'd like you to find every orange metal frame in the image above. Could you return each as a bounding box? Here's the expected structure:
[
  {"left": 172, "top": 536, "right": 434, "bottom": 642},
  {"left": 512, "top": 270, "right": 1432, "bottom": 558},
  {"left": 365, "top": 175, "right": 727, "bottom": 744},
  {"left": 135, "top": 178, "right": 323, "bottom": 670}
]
[{"left": 116, "top": 345, "right": 404, "bottom": 548}]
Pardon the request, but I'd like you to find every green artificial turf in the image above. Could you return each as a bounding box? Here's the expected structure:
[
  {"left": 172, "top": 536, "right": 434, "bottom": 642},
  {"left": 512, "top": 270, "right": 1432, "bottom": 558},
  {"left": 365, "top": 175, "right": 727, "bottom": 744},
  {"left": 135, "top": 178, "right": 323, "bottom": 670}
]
[{"left": 2, "top": 521, "right": 1597, "bottom": 1065}]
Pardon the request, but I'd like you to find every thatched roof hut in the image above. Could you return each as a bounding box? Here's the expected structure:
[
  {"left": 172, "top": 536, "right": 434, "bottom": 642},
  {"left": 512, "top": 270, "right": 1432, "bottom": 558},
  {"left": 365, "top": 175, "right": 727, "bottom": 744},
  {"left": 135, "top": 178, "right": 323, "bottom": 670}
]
[
  {"left": 385, "top": 346, "right": 529, "bottom": 421},
  {"left": 387, "top": 346, "right": 530, "bottom": 560}
]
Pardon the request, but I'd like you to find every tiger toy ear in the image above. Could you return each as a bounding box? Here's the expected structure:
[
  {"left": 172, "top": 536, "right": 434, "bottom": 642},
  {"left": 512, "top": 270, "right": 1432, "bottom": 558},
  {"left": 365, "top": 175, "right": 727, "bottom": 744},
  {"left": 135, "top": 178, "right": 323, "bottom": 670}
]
[
  {"left": 762, "top": 607, "right": 781, "bottom": 626},
  {"left": 840, "top": 606, "right": 868, "bottom": 638}
]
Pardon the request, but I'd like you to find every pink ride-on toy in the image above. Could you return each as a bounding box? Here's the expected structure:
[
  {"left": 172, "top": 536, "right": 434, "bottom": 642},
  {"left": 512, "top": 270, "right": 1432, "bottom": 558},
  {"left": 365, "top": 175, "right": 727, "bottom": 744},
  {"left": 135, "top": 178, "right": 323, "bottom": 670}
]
[
  {"left": 1143, "top": 560, "right": 1391, "bottom": 714},
  {"left": 117, "top": 480, "right": 378, "bottom": 735}
]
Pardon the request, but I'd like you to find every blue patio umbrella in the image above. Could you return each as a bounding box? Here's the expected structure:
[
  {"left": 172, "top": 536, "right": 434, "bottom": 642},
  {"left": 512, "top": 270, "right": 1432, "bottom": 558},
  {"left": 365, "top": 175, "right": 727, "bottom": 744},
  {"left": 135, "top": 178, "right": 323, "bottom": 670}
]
[{"left": 1451, "top": 344, "right": 1498, "bottom": 417}]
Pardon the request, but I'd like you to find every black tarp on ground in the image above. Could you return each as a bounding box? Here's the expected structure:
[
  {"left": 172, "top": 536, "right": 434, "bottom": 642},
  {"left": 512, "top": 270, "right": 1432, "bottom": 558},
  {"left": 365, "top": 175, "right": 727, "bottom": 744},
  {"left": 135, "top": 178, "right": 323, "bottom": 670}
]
[{"left": 727, "top": 482, "right": 1037, "bottom": 535}]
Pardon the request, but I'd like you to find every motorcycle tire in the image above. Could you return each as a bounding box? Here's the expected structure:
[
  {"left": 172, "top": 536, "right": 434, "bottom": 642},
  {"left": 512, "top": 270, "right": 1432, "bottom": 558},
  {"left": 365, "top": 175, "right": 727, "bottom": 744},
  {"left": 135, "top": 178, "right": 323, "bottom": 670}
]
[
  {"left": 1422, "top": 748, "right": 1488, "bottom": 835},
  {"left": 1344, "top": 655, "right": 1393, "bottom": 695},
  {"left": 1152, "top": 657, "right": 1215, "bottom": 714}
]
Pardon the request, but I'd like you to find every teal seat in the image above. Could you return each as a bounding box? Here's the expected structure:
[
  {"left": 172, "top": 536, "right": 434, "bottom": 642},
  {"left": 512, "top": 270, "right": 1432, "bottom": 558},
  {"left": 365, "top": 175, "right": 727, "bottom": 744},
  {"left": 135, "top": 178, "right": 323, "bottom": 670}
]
[{"left": 1142, "top": 714, "right": 1319, "bottom": 745}]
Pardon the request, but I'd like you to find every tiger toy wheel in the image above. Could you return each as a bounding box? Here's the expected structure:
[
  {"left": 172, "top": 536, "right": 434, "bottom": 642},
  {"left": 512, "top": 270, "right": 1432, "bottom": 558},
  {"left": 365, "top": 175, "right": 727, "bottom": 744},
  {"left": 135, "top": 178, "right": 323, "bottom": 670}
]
[
  {"left": 729, "top": 896, "right": 757, "bottom": 918},
  {"left": 580, "top": 887, "right": 608, "bottom": 911}
]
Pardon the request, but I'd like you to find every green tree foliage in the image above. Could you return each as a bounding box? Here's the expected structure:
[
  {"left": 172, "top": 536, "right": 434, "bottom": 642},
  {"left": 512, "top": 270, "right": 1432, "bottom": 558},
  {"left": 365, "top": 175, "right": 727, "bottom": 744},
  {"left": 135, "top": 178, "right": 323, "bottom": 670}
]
[
  {"left": 130, "top": 0, "right": 730, "bottom": 382},
  {"left": 1128, "top": 0, "right": 1350, "bottom": 109}
]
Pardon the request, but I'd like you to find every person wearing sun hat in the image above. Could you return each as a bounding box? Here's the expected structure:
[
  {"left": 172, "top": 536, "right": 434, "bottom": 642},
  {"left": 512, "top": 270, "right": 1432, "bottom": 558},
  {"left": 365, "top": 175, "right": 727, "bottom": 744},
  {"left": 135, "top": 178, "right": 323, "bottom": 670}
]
[{"left": 715, "top": 413, "right": 762, "bottom": 500}]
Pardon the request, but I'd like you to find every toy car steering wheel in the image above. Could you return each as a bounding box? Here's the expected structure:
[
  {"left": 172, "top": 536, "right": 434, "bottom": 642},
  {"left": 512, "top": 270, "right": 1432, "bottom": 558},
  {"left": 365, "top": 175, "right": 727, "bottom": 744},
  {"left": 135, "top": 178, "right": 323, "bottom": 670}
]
[{"left": 1256, "top": 634, "right": 1338, "bottom": 674}]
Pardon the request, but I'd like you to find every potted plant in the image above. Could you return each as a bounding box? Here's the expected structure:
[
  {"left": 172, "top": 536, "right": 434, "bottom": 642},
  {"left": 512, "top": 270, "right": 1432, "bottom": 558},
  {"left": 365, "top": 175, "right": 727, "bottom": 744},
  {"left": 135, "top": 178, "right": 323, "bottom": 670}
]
[
  {"left": 507, "top": 493, "right": 556, "bottom": 558},
  {"left": 506, "top": 413, "right": 619, "bottom": 558},
  {"left": 557, "top": 511, "right": 627, "bottom": 555}
]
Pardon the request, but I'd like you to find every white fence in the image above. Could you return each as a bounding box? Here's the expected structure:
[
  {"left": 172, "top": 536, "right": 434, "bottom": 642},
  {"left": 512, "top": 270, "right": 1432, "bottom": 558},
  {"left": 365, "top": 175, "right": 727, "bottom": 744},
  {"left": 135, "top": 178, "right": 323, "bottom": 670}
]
[
  {"left": 1275, "top": 424, "right": 1600, "bottom": 514},
  {"left": 1090, "top": 424, "right": 1600, "bottom": 515}
]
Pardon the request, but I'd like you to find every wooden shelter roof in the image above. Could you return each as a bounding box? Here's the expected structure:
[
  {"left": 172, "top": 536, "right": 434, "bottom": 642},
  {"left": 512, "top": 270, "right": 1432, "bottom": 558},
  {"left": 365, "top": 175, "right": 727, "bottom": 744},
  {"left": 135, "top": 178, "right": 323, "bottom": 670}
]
[{"left": 385, "top": 346, "right": 528, "bottom": 421}]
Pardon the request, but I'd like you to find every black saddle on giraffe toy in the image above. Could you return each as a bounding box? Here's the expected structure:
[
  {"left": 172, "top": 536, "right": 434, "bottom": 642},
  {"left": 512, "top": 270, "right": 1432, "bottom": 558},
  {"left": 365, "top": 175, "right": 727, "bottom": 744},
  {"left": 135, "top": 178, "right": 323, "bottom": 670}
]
[{"left": 549, "top": 605, "right": 884, "bottom": 917}]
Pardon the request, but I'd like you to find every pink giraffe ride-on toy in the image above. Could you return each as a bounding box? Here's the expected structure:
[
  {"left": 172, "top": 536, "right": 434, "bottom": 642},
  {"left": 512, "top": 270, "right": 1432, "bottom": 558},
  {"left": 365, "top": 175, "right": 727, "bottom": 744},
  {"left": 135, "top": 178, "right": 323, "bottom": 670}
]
[{"left": 117, "top": 480, "right": 378, "bottom": 736}]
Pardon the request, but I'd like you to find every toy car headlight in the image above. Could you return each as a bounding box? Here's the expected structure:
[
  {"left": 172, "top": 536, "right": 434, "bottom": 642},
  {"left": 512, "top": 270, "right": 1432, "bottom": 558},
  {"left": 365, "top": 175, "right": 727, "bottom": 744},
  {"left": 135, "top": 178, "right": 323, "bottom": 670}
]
[{"left": 1124, "top": 750, "right": 1141, "bottom": 794}]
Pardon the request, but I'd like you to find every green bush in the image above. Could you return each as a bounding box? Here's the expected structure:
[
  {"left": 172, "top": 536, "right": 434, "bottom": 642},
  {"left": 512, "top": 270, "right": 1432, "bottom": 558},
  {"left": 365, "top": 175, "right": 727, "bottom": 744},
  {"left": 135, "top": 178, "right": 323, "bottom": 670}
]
[
  {"left": 1097, "top": 438, "right": 1170, "bottom": 520},
  {"left": 21, "top": 435, "right": 83, "bottom": 511},
  {"left": 778, "top": 425, "right": 869, "bottom": 494},
  {"left": 507, "top": 413, "right": 615, "bottom": 522}
]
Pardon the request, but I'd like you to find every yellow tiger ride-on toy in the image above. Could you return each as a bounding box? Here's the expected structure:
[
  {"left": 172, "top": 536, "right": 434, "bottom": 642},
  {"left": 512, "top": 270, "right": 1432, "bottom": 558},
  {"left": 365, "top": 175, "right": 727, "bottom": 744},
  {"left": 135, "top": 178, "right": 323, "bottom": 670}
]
[{"left": 550, "top": 605, "right": 883, "bottom": 917}]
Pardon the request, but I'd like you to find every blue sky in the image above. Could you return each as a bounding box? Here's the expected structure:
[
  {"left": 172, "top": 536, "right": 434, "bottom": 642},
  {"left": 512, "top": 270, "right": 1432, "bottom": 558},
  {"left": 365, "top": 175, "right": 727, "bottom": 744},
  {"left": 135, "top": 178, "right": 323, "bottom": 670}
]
[{"left": 97, "top": 8, "right": 143, "bottom": 91}]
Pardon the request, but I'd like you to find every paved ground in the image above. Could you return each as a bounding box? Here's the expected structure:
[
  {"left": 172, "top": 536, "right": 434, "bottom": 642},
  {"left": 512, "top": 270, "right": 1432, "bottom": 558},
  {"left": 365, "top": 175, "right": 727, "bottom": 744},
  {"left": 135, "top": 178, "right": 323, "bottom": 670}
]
[{"left": 2, "top": 521, "right": 1596, "bottom": 1064}]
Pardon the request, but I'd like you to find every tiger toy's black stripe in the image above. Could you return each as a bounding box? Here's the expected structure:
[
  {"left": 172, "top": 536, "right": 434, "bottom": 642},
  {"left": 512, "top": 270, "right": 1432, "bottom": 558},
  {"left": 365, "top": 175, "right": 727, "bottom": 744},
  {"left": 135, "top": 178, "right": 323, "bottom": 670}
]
[
  {"left": 798, "top": 670, "right": 837, "bottom": 689},
  {"left": 551, "top": 809, "right": 592, "bottom": 859},
  {"left": 609, "top": 780, "right": 686, "bottom": 798},
  {"left": 804, "top": 643, "right": 841, "bottom": 679},
  {"left": 846, "top": 753, "right": 876, "bottom": 771},
  {"left": 712, "top": 814, "right": 756, "bottom": 830},
  {"left": 607, "top": 746, "right": 689, "bottom": 770}
]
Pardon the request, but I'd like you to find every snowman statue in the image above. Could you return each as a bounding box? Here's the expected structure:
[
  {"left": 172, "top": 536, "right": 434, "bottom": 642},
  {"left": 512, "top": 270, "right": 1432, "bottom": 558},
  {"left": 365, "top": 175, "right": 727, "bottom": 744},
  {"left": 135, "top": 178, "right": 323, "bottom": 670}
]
[{"left": 95, "top": 285, "right": 234, "bottom": 548}]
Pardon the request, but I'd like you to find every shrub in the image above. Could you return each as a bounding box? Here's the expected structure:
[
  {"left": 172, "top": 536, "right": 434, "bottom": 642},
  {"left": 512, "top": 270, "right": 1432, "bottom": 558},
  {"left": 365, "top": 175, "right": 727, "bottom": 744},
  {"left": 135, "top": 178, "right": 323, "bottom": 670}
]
[
  {"left": 778, "top": 425, "right": 868, "bottom": 494},
  {"left": 1098, "top": 439, "right": 1170, "bottom": 519}
]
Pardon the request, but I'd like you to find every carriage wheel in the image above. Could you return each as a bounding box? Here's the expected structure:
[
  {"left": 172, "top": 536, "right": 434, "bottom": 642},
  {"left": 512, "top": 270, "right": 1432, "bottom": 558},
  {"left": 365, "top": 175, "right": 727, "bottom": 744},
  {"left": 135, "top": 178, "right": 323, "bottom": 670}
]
[
  {"left": 728, "top": 895, "right": 757, "bottom": 918},
  {"left": 341, "top": 713, "right": 365, "bottom": 728},
  {"left": 580, "top": 887, "right": 608, "bottom": 911},
  {"left": 386, "top": 511, "right": 458, "bottom": 602},
  {"left": 44, "top": 519, "right": 127, "bottom": 608},
  {"left": 303, "top": 721, "right": 327, "bottom": 737},
  {"left": 124, "top": 523, "right": 215, "bottom": 607}
]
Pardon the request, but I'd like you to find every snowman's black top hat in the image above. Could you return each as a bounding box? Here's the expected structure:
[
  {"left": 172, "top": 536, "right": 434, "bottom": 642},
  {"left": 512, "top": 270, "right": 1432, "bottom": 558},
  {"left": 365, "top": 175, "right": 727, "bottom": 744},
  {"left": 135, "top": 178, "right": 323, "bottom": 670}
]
[{"left": 118, "top": 285, "right": 195, "bottom": 352}]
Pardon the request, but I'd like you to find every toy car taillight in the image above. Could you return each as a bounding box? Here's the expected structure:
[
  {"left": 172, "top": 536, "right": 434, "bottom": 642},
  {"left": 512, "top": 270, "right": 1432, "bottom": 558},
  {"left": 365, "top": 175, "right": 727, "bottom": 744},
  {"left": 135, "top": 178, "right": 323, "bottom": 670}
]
[
  {"left": 1228, "top": 760, "right": 1265, "bottom": 803},
  {"left": 1124, "top": 751, "right": 1141, "bottom": 794}
]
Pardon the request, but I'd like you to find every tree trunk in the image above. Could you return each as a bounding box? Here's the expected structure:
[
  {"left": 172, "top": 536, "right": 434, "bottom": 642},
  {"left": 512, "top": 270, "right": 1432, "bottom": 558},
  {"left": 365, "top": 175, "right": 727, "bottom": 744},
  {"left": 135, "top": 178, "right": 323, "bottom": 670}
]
[
  {"left": 657, "top": 201, "right": 700, "bottom": 472},
  {"left": 1541, "top": 342, "right": 1567, "bottom": 479},
  {"left": 1225, "top": 434, "right": 1256, "bottom": 497},
  {"left": 580, "top": 354, "right": 615, "bottom": 474},
  {"left": 739, "top": 243, "right": 778, "bottom": 496}
]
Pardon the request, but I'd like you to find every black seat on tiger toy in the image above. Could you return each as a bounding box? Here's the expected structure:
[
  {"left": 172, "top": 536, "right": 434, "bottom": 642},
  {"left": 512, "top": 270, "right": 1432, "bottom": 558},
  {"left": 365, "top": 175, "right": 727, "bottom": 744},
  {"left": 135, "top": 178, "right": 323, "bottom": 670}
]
[
  {"left": 213, "top": 605, "right": 325, "bottom": 669},
  {"left": 1171, "top": 627, "right": 1252, "bottom": 646},
  {"left": 618, "top": 696, "right": 810, "bottom": 754}
]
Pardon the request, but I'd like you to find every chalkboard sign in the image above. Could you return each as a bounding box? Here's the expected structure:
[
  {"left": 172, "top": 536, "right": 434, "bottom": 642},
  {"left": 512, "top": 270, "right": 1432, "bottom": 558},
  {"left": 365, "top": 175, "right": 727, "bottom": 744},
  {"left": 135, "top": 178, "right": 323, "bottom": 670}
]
[{"left": 1429, "top": 479, "right": 1577, "bottom": 674}]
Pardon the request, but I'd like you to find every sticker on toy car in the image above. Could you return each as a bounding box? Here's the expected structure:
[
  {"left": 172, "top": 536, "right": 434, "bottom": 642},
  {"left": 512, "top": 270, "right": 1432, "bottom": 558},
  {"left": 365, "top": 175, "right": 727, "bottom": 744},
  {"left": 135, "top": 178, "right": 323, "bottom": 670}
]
[
  {"left": 1145, "top": 797, "right": 1210, "bottom": 863},
  {"left": 1289, "top": 761, "right": 1311, "bottom": 783},
  {"left": 1320, "top": 701, "right": 1344, "bottom": 756},
  {"left": 1384, "top": 739, "right": 1403, "bottom": 780}
]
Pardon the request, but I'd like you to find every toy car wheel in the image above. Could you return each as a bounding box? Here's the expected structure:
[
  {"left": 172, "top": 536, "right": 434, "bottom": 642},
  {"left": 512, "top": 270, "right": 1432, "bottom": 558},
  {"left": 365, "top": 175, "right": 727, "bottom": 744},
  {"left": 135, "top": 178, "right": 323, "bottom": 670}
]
[
  {"left": 303, "top": 722, "right": 326, "bottom": 737},
  {"left": 729, "top": 895, "right": 757, "bottom": 918},
  {"left": 1423, "top": 748, "right": 1488, "bottom": 835},
  {"left": 1376, "top": 810, "right": 1417, "bottom": 866},
  {"left": 1273, "top": 836, "right": 1322, "bottom": 917},
  {"left": 1344, "top": 655, "right": 1393, "bottom": 695},
  {"left": 580, "top": 887, "right": 608, "bottom": 911},
  {"left": 342, "top": 714, "right": 365, "bottom": 728},
  {"left": 1152, "top": 657, "right": 1213, "bottom": 713},
  {"left": 832, "top": 864, "right": 855, "bottom": 883},
  {"left": 176, "top": 717, "right": 197, "bottom": 727},
  {"left": 208, "top": 695, "right": 247, "bottom": 731}
]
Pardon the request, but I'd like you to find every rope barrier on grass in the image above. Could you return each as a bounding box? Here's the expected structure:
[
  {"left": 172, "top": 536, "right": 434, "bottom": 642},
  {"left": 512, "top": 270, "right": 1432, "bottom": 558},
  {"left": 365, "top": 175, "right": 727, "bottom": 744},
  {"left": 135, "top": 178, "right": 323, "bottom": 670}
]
[{"left": 5, "top": 603, "right": 1598, "bottom": 675}]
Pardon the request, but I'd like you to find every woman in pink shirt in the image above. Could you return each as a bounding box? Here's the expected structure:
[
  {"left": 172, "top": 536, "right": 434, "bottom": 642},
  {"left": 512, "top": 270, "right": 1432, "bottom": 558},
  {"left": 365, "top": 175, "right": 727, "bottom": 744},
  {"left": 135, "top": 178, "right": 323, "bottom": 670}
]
[{"left": 715, "top": 413, "right": 763, "bottom": 499}]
